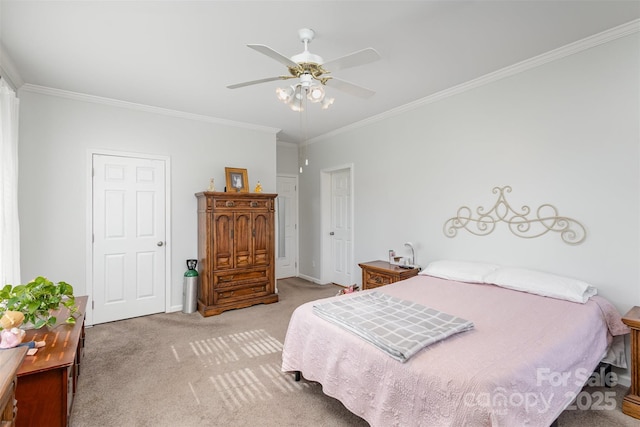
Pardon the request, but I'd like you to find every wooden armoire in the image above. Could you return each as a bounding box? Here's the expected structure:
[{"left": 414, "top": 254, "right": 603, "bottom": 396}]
[{"left": 195, "top": 192, "right": 279, "bottom": 316}]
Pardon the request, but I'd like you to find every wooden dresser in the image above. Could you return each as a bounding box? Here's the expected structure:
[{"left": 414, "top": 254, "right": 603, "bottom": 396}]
[
  {"left": 359, "top": 260, "right": 420, "bottom": 290},
  {"left": 196, "top": 192, "right": 278, "bottom": 316},
  {"left": 16, "top": 296, "right": 87, "bottom": 427},
  {"left": 622, "top": 306, "right": 640, "bottom": 419},
  {"left": 0, "top": 347, "right": 27, "bottom": 426}
]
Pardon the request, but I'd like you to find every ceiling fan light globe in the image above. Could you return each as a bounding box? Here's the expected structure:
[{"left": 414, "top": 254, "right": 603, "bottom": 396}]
[
  {"left": 293, "top": 85, "right": 306, "bottom": 101},
  {"left": 307, "top": 85, "right": 325, "bottom": 103},
  {"left": 276, "top": 86, "right": 294, "bottom": 103},
  {"left": 321, "top": 97, "right": 335, "bottom": 110}
]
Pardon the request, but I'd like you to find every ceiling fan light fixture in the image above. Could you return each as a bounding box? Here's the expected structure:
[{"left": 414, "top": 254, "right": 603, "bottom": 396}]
[
  {"left": 287, "top": 85, "right": 304, "bottom": 112},
  {"left": 307, "top": 85, "right": 325, "bottom": 103},
  {"left": 293, "top": 85, "right": 305, "bottom": 101},
  {"left": 276, "top": 86, "right": 294, "bottom": 103},
  {"left": 321, "top": 97, "right": 335, "bottom": 110}
]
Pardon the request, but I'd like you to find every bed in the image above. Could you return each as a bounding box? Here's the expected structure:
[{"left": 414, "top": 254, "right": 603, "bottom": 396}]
[{"left": 281, "top": 263, "right": 629, "bottom": 427}]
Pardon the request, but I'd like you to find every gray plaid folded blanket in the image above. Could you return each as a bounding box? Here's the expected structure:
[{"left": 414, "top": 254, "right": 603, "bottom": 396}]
[{"left": 313, "top": 291, "right": 474, "bottom": 362}]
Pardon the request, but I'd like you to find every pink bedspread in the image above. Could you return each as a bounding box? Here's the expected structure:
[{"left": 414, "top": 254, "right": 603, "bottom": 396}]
[{"left": 281, "top": 275, "right": 627, "bottom": 427}]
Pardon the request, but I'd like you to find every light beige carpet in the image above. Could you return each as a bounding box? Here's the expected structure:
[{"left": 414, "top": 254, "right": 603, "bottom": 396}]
[{"left": 70, "top": 277, "right": 640, "bottom": 427}]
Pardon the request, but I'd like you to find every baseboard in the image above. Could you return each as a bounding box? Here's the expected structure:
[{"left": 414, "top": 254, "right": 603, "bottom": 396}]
[
  {"left": 296, "top": 273, "right": 326, "bottom": 285},
  {"left": 168, "top": 305, "right": 183, "bottom": 313}
]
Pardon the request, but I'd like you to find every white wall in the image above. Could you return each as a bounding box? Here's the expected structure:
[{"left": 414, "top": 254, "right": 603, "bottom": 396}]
[
  {"left": 276, "top": 141, "right": 299, "bottom": 175},
  {"left": 17, "top": 89, "right": 277, "bottom": 314},
  {"left": 298, "top": 33, "right": 639, "bottom": 314}
]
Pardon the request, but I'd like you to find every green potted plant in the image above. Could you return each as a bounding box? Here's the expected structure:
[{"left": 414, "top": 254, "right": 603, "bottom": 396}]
[{"left": 0, "top": 276, "right": 78, "bottom": 330}]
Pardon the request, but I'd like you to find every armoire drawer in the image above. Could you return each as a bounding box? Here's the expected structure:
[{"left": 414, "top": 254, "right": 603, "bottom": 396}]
[
  {"left": 213, "top": 198, "right": 271, "bottom": 211},
  {"left": 215, "top": 283, "right": 269, "bottom": 302},
  {"left": 214, "top": 269, "right": 269, "bottom": 288}
]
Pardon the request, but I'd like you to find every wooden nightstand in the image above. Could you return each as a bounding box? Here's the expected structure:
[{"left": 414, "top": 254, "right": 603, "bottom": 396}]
[
  {"left": 359, "top": 260, "right": 420, "bottom": 290},
  {"left": 623, "top": 306, "right": 640, "bottom": 419}
]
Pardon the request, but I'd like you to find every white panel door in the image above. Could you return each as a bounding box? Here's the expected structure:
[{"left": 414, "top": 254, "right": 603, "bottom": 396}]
[
  {"left": 329, "top": 169, "right": 352, "bottom": 285},
  {"left": 276, "top": 175, "right": 298, "bottom": 279},
  {"left": 92, "top": 154, "right": 166, "bottom": 324}
]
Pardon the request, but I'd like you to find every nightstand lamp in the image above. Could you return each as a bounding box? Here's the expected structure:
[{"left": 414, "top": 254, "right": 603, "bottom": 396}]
[{"left": 404, "top": 241, "right": 417, "bottom": 268}]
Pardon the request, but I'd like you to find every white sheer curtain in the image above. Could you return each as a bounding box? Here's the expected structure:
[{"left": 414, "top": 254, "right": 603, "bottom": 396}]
[{"left": 0, "top": 79, "right": 21, "bottom": 286}]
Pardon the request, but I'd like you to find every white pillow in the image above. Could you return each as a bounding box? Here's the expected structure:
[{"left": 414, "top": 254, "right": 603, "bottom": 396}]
[
  {"left": 484, "top": 267, "right": 597, "bottom": 303},
  {"left": 420, "top": 260, "right": 500, "bottom": 283}
]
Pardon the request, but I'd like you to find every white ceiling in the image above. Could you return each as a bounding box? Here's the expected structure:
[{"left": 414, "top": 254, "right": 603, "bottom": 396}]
[{"left": 1, "top": 1, "right": 638, "bottom": 143}]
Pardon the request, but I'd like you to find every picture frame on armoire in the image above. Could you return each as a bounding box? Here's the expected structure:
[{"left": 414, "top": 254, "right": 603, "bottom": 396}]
[{"left": 225, "top": 167, "right": 249, "bottom": 193}]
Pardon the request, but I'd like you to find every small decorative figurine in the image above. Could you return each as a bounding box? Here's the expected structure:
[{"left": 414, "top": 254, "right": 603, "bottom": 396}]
[
  {"left": 208, "top": 178, "right": 216, "bottom": 192},
  {"left": 254, "top": 181, "right": 263, "bottom": 193},
  {"left": 0, "top": 310, "right": 45, "bottom": 353},
  {"left": 336, "top": 285, "right": 360, "bottom": 296}
]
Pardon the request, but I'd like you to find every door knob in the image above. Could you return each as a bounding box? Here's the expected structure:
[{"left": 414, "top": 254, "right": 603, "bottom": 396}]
[
  {"left": 157, "top": 241, "right": 164, "bottom": 247},
  {"left": 329, "top": 232, "right": 335, "bottom": 235}
]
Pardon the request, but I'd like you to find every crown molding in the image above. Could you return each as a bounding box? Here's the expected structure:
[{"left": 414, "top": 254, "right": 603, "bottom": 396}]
[
  {"left": 18, "top": 84, "right": 281, "bottom": 135},
  {"left": 310, "top": 18, "right": 640, "bottom": 145},
  {"left": 277, "top": 140, "right": 298, "bottom": 149},
  {"left": 0, "top": 43, "right": 24, "bottom": 91}
]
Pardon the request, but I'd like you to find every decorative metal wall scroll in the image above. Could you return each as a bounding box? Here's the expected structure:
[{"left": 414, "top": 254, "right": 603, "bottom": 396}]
[{"left": 443, "top": 186, "right": 586, "bottom": 245}]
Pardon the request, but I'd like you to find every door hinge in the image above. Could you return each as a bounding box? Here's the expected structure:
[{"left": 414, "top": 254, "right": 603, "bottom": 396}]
[{"left": 92, "top": 300, "right": 95, "bottom": 309}]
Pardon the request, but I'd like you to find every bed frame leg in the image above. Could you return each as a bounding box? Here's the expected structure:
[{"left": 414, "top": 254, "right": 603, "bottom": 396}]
[
  {"left": 590, "top": 363, "right": 613, "bottom": 388},
  {"left": 294, "top": 371, "right": 301, "bottom": 382},
  {"left": 603, "top": 363, "right": 613, "bottom": 388}
]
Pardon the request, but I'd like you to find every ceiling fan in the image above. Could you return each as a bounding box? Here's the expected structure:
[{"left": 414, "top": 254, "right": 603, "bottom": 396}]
[{"left": 227, "top": 28, "right": 381, "bottom": 110}]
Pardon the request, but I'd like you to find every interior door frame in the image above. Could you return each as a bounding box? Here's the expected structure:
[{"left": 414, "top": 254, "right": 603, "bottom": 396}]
[
  {"left": 85, "top": 149, "right": 172, "bottom": 326},
  {"left": 320, "top": 163, "right": 355, "bottom": 285}
]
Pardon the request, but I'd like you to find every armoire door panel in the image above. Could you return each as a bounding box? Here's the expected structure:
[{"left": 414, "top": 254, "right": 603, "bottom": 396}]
[
  {"left": 253, "top": 212, "right": 270, "bottom": 266},
  {"left": 234, "top": 213, "right": 253, "bottom": 267},
  {"left": 213, "top": 213, "right": 233, "bottom": 269}
]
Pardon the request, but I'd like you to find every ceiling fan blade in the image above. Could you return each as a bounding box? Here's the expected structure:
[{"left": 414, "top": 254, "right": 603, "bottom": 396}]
[
  {"left": 326, "top": 77, "right": 376, "bottom": 98},
  {"left": 247, "top": 44, "right": 299, "bottom": 68},
  {"left": 227, "top": 76, "right": 286, "bottom": 89},
  {"left": 321, "top": 48, "right": 381, "bottom": 72}
]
